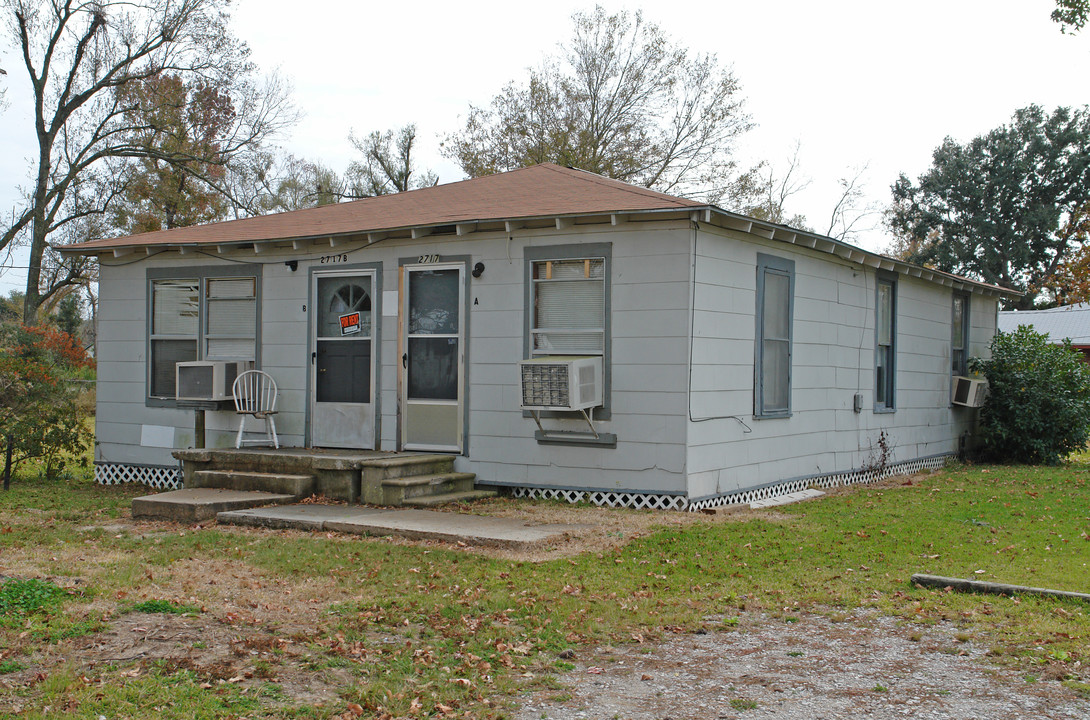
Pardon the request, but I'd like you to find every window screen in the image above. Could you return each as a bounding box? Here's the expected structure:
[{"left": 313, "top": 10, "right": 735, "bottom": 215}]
[
  {"left": 876, "top": 275, "right": 897, "bottom": 410},
  {"left": 952, "top": 293, "right": 969, "bottom": 376},
  {"left": 150, "top": 279, "right": 198, "bottom": 398},
  {"left": 755, "top": 254, "right": 794, "bottom": 417},
  {"left": 531, "top": 258, "right": 605, "bottom": 355}
]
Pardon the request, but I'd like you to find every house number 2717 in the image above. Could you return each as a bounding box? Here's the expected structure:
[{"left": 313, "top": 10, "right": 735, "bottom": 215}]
[{"left": 418, "top": 254, "right": 440, "bottom": 264}]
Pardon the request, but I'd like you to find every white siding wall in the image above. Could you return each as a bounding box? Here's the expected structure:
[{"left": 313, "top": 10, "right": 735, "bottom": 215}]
[
  {"left": 686, "top": 227, "right": 998, "bottom": 501},
  {"left": 94, "top": 222, "right": 692, "bottom": 494},
  {"left": 454, "top": 223, "right": 690, "bottom": 493},
  {"left": 94, "top": 219, "right": 998, "bottom": 499},
  {"left": 94, "top": 257, "right": 311, "bottom": 465}
]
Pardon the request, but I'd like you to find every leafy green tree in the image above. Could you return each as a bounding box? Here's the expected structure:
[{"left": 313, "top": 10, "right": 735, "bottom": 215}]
[
  {"left": 1053, "top": 0, "right": 1088, "bottom": 32},
  {"left": 0, "top": 324, "right": 94, "bottom": 489},
  {"left": 970, "top": 326, "right": 1090, "bottom": 464},
  {"left": 0, "top": 292, "right": 23, "bottom": 324},
  {"left": 443, "top": 7, "right": 757, "bottom": 205},
  {"left": 888, "top": 105, "right": 1090, "bottom": 309},
  {"left": 53, "top": 294, "right": 82, "bottom": 339}
]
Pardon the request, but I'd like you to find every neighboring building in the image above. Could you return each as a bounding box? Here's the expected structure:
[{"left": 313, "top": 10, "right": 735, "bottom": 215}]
[
  {"left": 60, "top": 164, "right": 1017, "bottom": 510},
  {"left": 998, "top": 303, "right": 1090, "bottom": 361}
]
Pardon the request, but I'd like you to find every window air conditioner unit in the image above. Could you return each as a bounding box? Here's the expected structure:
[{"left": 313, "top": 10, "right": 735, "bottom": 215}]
[
  {"left": 952, "top": 376, "right": 988, "bottom": 408},
  {"left": 176, "top": 360, "right": 252, "bottom": 402},
  {"left": 520, "top": 356, "right": 603, "bottom": 411}
]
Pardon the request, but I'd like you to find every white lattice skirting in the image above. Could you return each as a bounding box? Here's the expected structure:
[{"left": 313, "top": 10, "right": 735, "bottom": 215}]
[
  {"left": 687, "top": 454, "right": 954, "bottom": 512},
  {"left": 95, "top": 462, "right": 182, "bottom": 490},
  {"left": 510, "top": 454, "right": 953, "bottom": 513},
  {"left": 511, "top": 487, "right": 689, "bottom": 511}
]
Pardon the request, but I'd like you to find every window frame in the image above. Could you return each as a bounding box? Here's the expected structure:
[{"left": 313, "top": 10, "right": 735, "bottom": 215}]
[
  {"left": 951, "top": 291, "right": 970, "bottom": 377},
  {"left": 523, "top": 243, "right": 612, "bottom": 419},
  {"left": 874, "top": 271, "right": 898, "bottom": 413},
  {"left": 753, "top": 253, "right": 795, "bottom": 419},
  {"left": 147, "top": 265, "right": 262, "bottom": 407}
]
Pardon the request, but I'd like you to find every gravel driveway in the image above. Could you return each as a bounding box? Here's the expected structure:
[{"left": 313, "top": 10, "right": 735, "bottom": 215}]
[{"left": 514, "top": 610, "right": 1087, "bottom": 720}]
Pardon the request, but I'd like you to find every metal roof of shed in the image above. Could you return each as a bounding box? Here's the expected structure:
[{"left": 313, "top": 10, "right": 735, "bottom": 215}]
[{"left": 998, "top": 303, "right": 1090, "bottom": 345}]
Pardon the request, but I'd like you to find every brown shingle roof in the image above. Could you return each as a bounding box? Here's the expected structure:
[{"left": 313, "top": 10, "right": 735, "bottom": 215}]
[{"left": 58, "top": 163, "right": 703, "bottom": 253}]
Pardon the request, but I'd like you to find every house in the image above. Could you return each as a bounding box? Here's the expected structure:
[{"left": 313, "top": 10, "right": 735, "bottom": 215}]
[
  {"left": 59, "top": 164, "right": 1018, "bottom": 511},
  {"left": 998, "top": 303, "right": 1090, "bottom": 361}
]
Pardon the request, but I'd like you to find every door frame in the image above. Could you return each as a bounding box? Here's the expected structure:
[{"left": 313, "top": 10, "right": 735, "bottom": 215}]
[
  {"left": 305, "top": 262, "right": 383, "bottom": 448},
  {"left": 397, "top": 256, "right": 470, "bottom": 453}
]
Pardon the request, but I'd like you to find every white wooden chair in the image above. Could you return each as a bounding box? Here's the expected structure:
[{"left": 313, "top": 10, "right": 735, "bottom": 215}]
[{"left": 233, "top": 370, "right": 279, "bottom": 448}]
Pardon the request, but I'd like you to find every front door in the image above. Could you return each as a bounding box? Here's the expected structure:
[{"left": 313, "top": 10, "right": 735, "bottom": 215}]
[
  {"left": 310, "top": 271, "right": 376, "bottom": 448},
  {"left": 400, "top": 264, "right": 464, "bottom": 452}
]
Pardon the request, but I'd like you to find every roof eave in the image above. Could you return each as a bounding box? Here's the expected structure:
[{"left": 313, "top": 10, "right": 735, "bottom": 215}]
[
  {"left": 52, "top": 205, "right": 701, "bottom": 257},
  {"left": 703, "top": 207, "right": 1022, "bottom": 301}
]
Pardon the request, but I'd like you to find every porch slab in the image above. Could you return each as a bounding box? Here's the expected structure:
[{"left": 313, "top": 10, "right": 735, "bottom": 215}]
[
  {"left": 217, "top": 504, "right": 584, "bottom": 549},
  {"left": 132, "top": 488, "right": 296, "bottom": 523}
]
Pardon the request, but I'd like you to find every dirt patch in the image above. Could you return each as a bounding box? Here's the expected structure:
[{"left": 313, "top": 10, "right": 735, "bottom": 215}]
[
  {"left": 0, "top": 611, "right": 357, "bottom": 714},
  {"left": 515, "top": 610, "right": 1088, "bottom": 720}
]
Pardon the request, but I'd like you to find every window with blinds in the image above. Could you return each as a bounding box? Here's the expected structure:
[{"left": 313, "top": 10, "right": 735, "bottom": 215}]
[
  {"left": 951, "top": 292, "right": 969, "bottom": 376},
  {"left": 531, "top": 258, "right": 605, "bottom": 355},
  {"left": 754, "top": 254, "right": 794, "bottom": 418},
  {"left": 206, "top": 278, "right": 257, "bottom": 359},
  {"left": 875, "top": 274, "right": 897, "bottom": 411},
  {"left": 148, "top": 272, "right": 258, "bottom": 400},
  {"left": 150, "top": 279, "right": 198, "bottom": 398}
]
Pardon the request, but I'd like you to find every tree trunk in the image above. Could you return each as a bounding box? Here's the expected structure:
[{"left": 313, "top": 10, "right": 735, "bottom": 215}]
[
  {"left": 23, "top": 129, "right": 54, "bottom": 325},
  {"left": 2, "top": 435, "right": 13, "bottom": 491}
]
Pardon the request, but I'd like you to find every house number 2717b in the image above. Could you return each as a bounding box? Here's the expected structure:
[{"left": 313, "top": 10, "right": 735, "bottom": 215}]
[{"left": 320, "top": 254, "right": 349, "bottom": 264}]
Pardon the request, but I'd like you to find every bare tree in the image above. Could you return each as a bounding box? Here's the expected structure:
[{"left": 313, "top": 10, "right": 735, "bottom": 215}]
[
  {"left": 347, "top": 124, "right": 438, "bottom": 196},
  {"left": 1, "top": 0, "right": 292, "bottom": 323},
  {"left": 824, "top": 164, "right": 880, "bottom": 243},
  {"left": 745, "top": 140, "right": 811, "bottom": 229},
  {"left": 443, "top": 6, "right": 758, "bottom": 206}
]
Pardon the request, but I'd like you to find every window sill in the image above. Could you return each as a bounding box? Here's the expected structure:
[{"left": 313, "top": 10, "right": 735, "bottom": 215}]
[
  {"left": 874, "top": 406, "right": 896, "bottom": 414},
  {"left": 753, "top": 411, "right": 792, "bottom": 420},
  {"left": 523, "top": 408, "right": 611, "bottom": 421},
  {"left": 534, "top": 430, "right": 617, "bottom": 448}
]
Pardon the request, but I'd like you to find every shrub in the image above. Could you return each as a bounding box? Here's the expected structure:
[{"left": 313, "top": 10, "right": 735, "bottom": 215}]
[
  {"left": 969, "top": 325, "right": 1090, "bottom": 464},
  {"left": 0, "top": 323, "right": 95, "bottom": 488}
]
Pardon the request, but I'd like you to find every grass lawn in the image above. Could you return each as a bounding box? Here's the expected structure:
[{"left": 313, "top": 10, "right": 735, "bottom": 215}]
[{"left": 0, "top": 461, "right": 1087, "bottom": 718}]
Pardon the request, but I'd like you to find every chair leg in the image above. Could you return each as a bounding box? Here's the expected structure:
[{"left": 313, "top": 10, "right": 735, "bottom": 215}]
[
  {"left": 235, "top": 414, "right": 246, "bottom": 448},
  {"left": 268, "top": 416, "right": 279, "bottom": 449}
]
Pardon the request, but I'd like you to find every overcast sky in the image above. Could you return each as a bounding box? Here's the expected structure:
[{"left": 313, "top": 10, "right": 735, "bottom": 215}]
[{"left": 0, "top": 0, "right": 1087, "bottom": 295}]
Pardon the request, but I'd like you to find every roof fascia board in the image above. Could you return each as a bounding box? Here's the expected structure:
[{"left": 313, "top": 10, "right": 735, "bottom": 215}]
[{"left": 703, "top": 206, "right": 1021, "bottom": 300}]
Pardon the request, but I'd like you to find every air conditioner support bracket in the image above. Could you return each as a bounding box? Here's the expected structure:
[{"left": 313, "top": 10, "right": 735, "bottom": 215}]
[{"left": 529, "top": 408, "right": 599, "bottom": 440}]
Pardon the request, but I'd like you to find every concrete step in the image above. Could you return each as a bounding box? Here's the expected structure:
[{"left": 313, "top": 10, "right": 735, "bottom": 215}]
[
  {"left": 132, "top": 488, "right": 296, "bottom": 523},
  {"left": 402, "top": 489, "right": 499, "bottom": 508},
  {"left": 381, "top": 472, "right": 477, "bottom": 505},
  {"left": 189, "top": 469, "right": 316, "bottom": 498},
  {"left": 360, "top": 455, "right": 456, "bottom": 483}
]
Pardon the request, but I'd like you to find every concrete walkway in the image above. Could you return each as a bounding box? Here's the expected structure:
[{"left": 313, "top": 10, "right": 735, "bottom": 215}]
[{"left": 217, "top": 504, "right": 585, "bottom": 549}]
